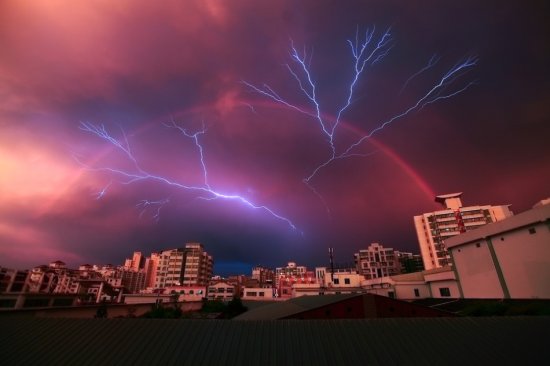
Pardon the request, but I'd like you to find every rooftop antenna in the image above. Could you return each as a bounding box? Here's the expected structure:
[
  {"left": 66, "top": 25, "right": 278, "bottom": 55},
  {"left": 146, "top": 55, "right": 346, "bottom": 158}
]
[{"left": 329, "top": 247, "right": 335, "bottom": 282}]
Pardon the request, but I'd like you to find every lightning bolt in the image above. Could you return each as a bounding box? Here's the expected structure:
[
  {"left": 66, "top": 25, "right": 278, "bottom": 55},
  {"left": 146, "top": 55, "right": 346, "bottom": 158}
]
[
  {"left": 243, "top": 27, "right": 477, "bottom": 209},
  {"left": 95, "top": 181, "right": 112, "bottom": 200},
  {"left": 399, "top": 54, "right": 440, "bottom": 95},
  {"left": 78, "top": 121, "right": 299, "bottom": 232},
  {"left": 137, "top": 198, "right": 170, "bottom": 222}
]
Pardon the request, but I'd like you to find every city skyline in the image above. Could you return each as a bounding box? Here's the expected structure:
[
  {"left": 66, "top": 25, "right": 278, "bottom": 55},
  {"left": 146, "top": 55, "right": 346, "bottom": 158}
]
[{"left": 1, "top": 1, "right": 548, "bottom": 275}]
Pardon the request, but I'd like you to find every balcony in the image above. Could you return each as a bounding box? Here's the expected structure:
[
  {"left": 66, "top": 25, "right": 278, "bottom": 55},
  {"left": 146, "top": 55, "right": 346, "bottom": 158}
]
[
  {"left": 436, "top": 216, "right": 456, "bottom": 223},
  {"left": 437, "top": 223, "right": 458, "bottom": 229},
  {"left": 461, "top": 213, "right": 485, "bottom": 220},
  {"left": 440, "top": 231, "right": 460, "bottom": 237}
]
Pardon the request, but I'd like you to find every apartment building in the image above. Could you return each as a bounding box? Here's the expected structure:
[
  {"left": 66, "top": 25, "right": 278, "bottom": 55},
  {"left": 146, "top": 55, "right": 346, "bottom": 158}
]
[
  {"left": 154, "top": 243, "right": 213, "bottom": 288},
  {"left": 354, "top": 243, "right": 402, "bottom": 280},
  {"left": 414, "top": 193, "right": 513, "bottom": 270}
]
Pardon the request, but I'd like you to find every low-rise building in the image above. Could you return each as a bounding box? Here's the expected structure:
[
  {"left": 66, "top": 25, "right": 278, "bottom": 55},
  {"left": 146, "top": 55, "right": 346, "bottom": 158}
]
[
  {"left": 361, "top": 267, "right": 458, "bottom": 300},
  {"left": 313, "top": 267, "right": 365, "bottom": 296},
  {"left": 242, "top": 287, "right": 276, "bottom": 301},
  {"left": 207, "top": 281, "right": 235, "bottom": 302},
  {"left": 446, "top": 200, "right": 550, "bottom": 299}
]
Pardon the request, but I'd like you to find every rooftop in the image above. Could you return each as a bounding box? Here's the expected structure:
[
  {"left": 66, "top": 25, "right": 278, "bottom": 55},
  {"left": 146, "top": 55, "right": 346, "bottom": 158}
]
[
  {"left": 435, "top": 192, "right": 463, "bottom": 202},
  {"left": 0, "top": 317, "right": 547, "bottom": 365}
]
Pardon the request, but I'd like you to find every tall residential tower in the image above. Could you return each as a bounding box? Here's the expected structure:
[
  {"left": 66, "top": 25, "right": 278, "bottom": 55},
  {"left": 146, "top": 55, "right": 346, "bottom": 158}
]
[
  {"left": 153, "top": 243, "right": 213, "bottom": 288},
  {"left": 414, "top": 193, "right": 512, "bottom": 270}
]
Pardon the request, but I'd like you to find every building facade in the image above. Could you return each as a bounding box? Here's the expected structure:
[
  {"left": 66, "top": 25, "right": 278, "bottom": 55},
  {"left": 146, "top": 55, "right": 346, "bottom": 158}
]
[
  {"left": 153, "top": 243, "right": 213, "bottom": 288},
  {"left": 0, "top": 267, "right": 28, "bottom": 293},
  {"left": 361, "top": 267, "right": 459, "bottom": 300},
  {"left": 273, "top": 262, "right": 312, "bottom": 299},
  {"left": 182, "top": 243, "right": 213, "bottom": 286},
  {"left": 275, "top": 262, "right": 307, "bottom": 278},
  {"left": 414, "top": 193, "right": 513, "bottom": 270},
  {"left": 207, "top": 281, "right": 235, "bottom": 302},
  {"left": 354, "top": 243, "right": 402, "bottom": 279},
  {"left": 251, "top": 266, "right": 275, "bottom": 287},
  {"left": 446, "top": 200, "right": 550, "bottom": 299},
  {"left": 123, "top": 251, "right": 145, "bottom": 272}
]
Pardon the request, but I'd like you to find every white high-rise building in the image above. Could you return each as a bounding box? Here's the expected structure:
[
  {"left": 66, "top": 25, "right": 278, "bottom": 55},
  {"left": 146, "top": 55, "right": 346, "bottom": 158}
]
[{"left": 414, "top": 193, "right": 513, "bottom": 270}]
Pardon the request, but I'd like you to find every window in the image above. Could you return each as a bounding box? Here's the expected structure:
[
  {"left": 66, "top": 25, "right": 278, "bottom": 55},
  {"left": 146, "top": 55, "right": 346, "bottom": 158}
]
[
  {"left": 344, "top": 278, "right": 350, "bottom": 285},
  {"left": 258, "top": 292, "right": 265, "bottom": 297},
  {"left": 333, "top": 278, "right": 340, "bottom": 285},
  {"left": 414, "top": 288, "right": 420, "bottom": 297},
  {"left": 528, "top": 228, "right": 536, "bottom": 235},
  {"left": 388, "top": 291, "right": 395, "bottom": 299},
  {"left": 246, "top": 291, "right": 257, "bottom": 297},
  {"left": 439, "top": 287, "right": 451, "bottom": 297}
]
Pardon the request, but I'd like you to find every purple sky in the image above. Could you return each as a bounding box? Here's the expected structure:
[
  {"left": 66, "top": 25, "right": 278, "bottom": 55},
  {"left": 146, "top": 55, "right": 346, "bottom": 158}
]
[{"left": 1, "top": 0, "right": 548, "bottom": 275}]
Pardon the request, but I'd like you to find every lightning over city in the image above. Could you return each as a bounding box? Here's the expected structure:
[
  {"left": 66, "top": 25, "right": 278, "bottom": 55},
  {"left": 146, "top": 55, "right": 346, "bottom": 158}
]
[{"left": 0, "top": 2, "right": 548, "bottom": 362}]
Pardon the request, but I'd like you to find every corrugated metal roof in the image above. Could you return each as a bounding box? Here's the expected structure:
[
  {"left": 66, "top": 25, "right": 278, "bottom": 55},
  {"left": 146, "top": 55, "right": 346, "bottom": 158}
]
[{"left": 1, "top": 317, "right": 548, "bottom": 365}]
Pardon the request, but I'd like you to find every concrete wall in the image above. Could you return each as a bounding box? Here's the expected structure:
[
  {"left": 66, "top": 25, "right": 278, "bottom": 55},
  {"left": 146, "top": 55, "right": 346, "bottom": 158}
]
[
  {"left": 424, "top": 271, "right": 459, "bottom": 298},
  {"left": 495, "top": 222, "right": 550, "bottom": 298},
  {"left": 428, "top": 280, "right": 460, "bottom": 298},
  {"left": 394, "top": 282, "right": 431, "bottom": 300},
  {"left": 242, "top": 288, "right": 274, "bottom": 301},
  {"left": 451, "top": 240, "right": 504, "bottom": 298}
]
